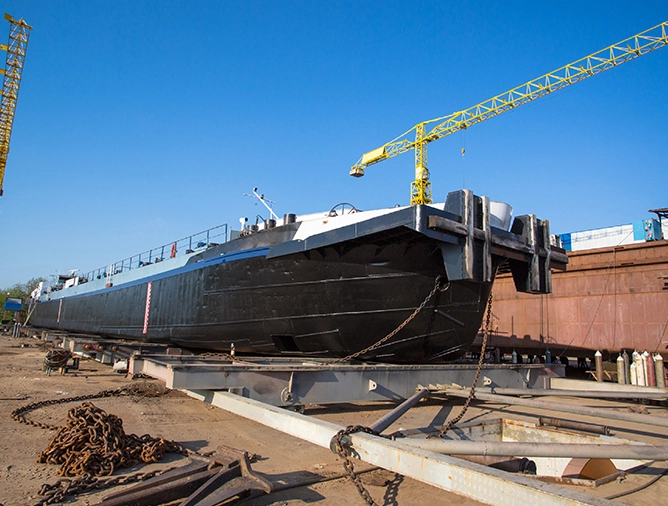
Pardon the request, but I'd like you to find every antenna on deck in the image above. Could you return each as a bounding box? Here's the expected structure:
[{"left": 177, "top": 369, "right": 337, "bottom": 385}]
[{"left": 243, "top": 188, "right": 279, "bottom": 221}]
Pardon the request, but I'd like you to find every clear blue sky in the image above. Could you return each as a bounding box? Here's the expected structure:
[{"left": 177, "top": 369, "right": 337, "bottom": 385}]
[{"left": 0, "top": 1, "right": 666, "bottom": 288}]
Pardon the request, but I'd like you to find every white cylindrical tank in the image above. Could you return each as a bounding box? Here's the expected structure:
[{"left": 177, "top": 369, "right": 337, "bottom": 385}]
[
  {"left": 617, "top": 354, "right": 625, "bottom": 385},
  {"left": 635, "top": 351, "right": 646, "bottom": 386},
  {"left": 654, "top": 354, "right": 665, "bottom": 388},
  {"left": 594, "top": 351, "right": 603, "bottom": 383},
  {"left": 631, "top": 350, "right": 645, "bottom": 386}
]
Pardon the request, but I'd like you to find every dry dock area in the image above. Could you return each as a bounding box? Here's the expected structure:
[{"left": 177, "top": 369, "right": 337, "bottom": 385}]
[{"left": 2, "top": 332, "right": 668, "bottom": 506}]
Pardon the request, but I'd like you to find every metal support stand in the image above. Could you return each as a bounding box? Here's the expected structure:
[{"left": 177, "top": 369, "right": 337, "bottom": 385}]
[
  {"left": 186, "top": 390, "right": 618, "bottom": 506},
  {"left": 128, "top": 354, "right": 565, "bottom": 406}
]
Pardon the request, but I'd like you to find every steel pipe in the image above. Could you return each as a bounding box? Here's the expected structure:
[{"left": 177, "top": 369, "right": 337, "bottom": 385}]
[
  {"left": 369, "top": 388, "right": 430, "bottom": 434},
  {"left": 538, "top": 416, "right": 609, "bottom": 435},
  {"left": 474, "top": 387, "right": 668, "bottom": 400},
  {"left": 400, "top": 438, "right": 668, "bottom": 460},
  {"left": 445, "top": 388, "right": 668, "bottom": 428}
]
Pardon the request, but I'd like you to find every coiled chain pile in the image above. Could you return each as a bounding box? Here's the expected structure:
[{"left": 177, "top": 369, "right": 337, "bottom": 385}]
[
  {"left": 37, "top": 401, "right": 183, "bottom": 477},
  {"left": 11, "top": 383, "right": 186, "bottom": 505},
  {"left": 43, "top": 349, "right": 72, "bottom": 371}
]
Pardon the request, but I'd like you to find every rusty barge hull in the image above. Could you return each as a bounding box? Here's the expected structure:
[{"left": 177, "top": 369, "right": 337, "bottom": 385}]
[{"left": 485, "top": 240, "right": 668, "bottom": 359}]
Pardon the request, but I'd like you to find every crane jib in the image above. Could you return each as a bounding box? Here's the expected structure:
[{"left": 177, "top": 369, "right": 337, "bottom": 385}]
[
  {"left": 351, "top": 20, "right": 668, "bottom": 206},
  {"left": 0, "top": 14, "right": 32, "bottom": 197}
]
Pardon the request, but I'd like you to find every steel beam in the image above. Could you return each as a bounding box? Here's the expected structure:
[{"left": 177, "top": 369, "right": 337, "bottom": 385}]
[
  {"left": 187, "top": 390, "right": 616, "bottom": 506},
  {"left": 129, "top": 354, "right": 563, "bottom": 406},
  {"left": 550, "top": 378, "right": 668, "bottom": 395},
  {"left": 473, "top": 386, "right": 668, "bottom": 400},
  {"left": 446, "top": 388, "right": 668, "bottom": 428}
]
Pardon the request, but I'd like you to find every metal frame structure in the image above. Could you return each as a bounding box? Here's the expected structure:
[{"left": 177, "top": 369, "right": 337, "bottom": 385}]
[
  {"left": 187, "top": 390, "right": 620, "bottom": 506},
  {"left": 350, "top": 21, "right": 668, "bottom": 206},
  {"left": 128, "top": 353, "right": 565, "bottom": 406},
  {"left": 0, "top": 13, "right": 31, "bottom": 196},
  {"left": 43, "top": 333, "right": 668, "bottom": 504}
]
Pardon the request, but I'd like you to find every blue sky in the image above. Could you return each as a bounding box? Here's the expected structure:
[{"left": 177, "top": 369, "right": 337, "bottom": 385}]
[{"left": 0, "top": 1, "right": 666, "bottom": 288}]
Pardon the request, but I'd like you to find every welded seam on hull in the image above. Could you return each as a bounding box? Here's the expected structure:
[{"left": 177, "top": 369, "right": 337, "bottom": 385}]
[
  {"left": 292, "top": 328, "right": 341, "bottom": 338},
  {"left": 93, "top": 300, "right": 480, "bottom": 335},
  {"left": 202, "top": 271, "right": 416, "bottom": 295},
  {"left": 365, "top": 329, "right": 460, "bottom": 354},
  {"left": 161, "top": 306, "right": 464, "bottom": 327}
]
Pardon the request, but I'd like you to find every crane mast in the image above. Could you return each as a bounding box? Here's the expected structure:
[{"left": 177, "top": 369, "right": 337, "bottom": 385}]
[
  {"left": 0, "top": 13, "right": 32, "bottom": 197},
  {"left": 351, "top": 21, "right": 668, "bottom": 206}
]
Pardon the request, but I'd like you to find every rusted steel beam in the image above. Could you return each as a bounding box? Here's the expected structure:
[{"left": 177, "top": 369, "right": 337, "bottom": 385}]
[
  {"left": 99, "top": 467, "right": 220, "bottom": 506},
  {"left": 445, "top": 388, "right": 668, "bottom": 428},
  {"left": 97, "top": 446, "right": 272, "bottom": 506}
]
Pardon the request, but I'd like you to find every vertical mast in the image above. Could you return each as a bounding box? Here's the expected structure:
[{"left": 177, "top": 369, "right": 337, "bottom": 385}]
[{"left": 0, "top": 13, "right": 32, "bottom": 196}]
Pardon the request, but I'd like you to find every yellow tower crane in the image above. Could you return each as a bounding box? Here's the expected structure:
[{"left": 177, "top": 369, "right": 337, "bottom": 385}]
[
  {"left": 351, "top": 21, "right": 668, "bottom": 206},
  {"left": 0, "top": 13, "right": 32, "bottom": 197}
]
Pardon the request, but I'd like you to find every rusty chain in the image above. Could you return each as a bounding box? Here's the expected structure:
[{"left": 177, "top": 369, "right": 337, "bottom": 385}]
[
  {"left": 11, "top": 383, "right": 170, "bottom": 431},
  {"left": 325, "top": 276, "right": 450, "bottom": 365},
  {"left": 436, "top": 290, "right": 493, "bottom": 438},
  {"left": 333, "top": 425, "right": 381, "bottom": 506},
  {"left": 329, "top": 277, "right": 453, "bottom": 505},
  {"left": 38, "top": 401, "right": 184, "bottom": 477},
  {"left": 11, "top": 383, "right": 184, "bottom": 505}
]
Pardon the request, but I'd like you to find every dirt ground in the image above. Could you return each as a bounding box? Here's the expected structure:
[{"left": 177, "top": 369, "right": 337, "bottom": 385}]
[{"left": 1, "top": 330, "right": 668, "bottom": 506}]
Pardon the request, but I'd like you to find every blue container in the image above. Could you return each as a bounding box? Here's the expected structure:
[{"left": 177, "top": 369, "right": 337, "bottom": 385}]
[
  {"left": 4, "top": 297, "right": 22, "bottom": 311},
  {"left": 633, "top": 219, "right": 662, "bottom": 241}
]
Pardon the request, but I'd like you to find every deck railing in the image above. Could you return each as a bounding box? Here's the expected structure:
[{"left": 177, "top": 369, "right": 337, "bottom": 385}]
[{"left": 78, "top": 223, "right": 229, "bottom": 283}]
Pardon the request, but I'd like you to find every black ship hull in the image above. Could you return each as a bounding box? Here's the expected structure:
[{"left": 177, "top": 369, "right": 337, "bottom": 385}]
[
  {"left": 31, "top": 252, "right": 492, "bottom": 363},
  {"left": 31, "top": 193, "right": 566, "bottom": 363}
]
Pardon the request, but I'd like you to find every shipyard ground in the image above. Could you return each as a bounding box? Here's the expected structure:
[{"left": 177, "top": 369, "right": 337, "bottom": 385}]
[{"left": 1, "top": 332, "right": 668, "bottom": 506}]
